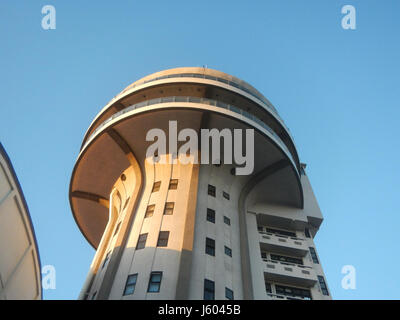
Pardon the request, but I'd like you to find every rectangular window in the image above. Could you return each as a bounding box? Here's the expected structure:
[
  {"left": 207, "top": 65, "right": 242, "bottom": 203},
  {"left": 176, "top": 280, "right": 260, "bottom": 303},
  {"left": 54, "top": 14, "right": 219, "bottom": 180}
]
[
  {"left": 305, "top": 228, "right": 311, "bottom": 238},
  {"left": 204, "top": 279, "right": 215, "bottom": 300},
  {"left": 265, "top": 282, "right": 272, "bottom": 293},
  {"left": 224, "top": 246, "right": 232, "bottom": 257},
  {"left": 163, "top": 202, "right": 174, "bottom": 215},
  {"left": 145, "top": 204, "right": 155, "bottom": 218},
  {"left": 169, "top": 179, "right": 178, "bottom": 190},
  {"left": 223, "top": 191, "right": 230, "bottom": 200},
  {"left": 208, "top": 184, "right": 216, "bottom": 197},
  {"left": 152, "top": 181, "right": 161, "bottom": 192},
  {"left": 102, "top": 251, "right": 110, "bottom": 269},
  {"left": 318, "top": 276, "right": 329, "bottom": 296},
  {"left": 148, "top": 272, "right": 162, "bottom": 293},
  {"left": 225, "top": 288, "right": 234, "bottom": 300},
  {"left": 123, "top": 274, "right": 138, "bottom": 296},
  {"left": 309, "top": 247, "right": 319, "bottom": 264},
  {"left": 157, "top": 231, "right": 170, "bottom": 247},
  {"left": 136, "top": 233, "right": 148, "bottom": 250},
  {"left": 223, "top": 216, "right": 231, "bottom": 226},
  {"left": 205, "top": 238, "right": 215, "bottom": 256},
  {"left": 207, "top": 208, "right": 215, "bottom": 223},
  {"left": 257, "top": 226, "right": 263, "bottom": 232},
  {"left": 270, "top": 254, "right": 303, "bottom": 265}
]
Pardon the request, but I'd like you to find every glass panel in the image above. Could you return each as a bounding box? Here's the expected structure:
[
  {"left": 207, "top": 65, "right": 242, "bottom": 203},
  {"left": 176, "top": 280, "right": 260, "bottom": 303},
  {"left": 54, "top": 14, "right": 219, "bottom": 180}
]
[
  {"left": 151, "top": 273, "right": 162, "bottom": 283},
  {"left": 148, "top": 283, "right": 160, "bottom": 292}
]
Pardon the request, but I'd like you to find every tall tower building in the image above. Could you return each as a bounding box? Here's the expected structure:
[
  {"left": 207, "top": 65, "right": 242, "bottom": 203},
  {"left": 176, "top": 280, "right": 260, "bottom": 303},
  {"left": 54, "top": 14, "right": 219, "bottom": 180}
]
[{"left": 70, "top": 67, "right": 331, "bottom": 300}]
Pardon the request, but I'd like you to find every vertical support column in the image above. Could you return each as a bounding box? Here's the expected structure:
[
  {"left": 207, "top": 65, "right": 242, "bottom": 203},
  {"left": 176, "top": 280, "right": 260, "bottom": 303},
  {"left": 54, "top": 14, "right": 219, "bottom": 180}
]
[{"left": 78, "top": 189, "right": 118, "bottom": 300}]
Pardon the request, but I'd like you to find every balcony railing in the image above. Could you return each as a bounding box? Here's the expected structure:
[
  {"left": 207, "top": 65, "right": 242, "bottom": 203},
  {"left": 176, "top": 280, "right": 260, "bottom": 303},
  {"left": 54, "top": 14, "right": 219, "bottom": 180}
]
[
  {"left": 263, "top": 259, "right": 313, "bottom": 270},
  {"left": 119, "top": 73, "right": 280, "bottom": 118},
  {"left": 264, "top": 258, "right": 317, "bottom": 287},
  {"left": 259, "top": 230, "right": 305, "bottom": 242},
  {"left": 84, "top": 96, "right": 295, "bottom": 165},
  {"left": 267, "top": 293, "right": 311, "bottom": 301}
]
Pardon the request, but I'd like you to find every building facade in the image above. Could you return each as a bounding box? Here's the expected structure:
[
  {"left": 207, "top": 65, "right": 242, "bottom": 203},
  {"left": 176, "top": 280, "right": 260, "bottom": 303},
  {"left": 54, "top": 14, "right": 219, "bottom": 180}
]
[
  {"left": 0, "top": 143, "right": 42, "bottom": 300},
  {"left": 70, "top": 67, "right": 331, "bottom": 300}
]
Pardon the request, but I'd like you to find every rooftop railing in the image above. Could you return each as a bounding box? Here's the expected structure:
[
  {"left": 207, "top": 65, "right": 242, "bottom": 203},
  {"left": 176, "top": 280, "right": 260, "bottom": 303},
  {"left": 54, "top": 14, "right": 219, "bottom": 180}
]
[{"left": 120, "top": 72, "right": 280, "bottom": 116}]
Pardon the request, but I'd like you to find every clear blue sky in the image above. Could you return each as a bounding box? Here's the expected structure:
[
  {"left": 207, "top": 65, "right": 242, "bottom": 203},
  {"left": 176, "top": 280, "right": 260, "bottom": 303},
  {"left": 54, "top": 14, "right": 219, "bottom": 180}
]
[{"left": 0, "top": 0, "right": 399, "bottom": 300}]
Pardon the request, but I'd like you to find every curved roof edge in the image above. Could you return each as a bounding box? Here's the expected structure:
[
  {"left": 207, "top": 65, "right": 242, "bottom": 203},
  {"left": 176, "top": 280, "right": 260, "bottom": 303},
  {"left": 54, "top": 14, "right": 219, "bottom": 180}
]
[
  {"left": 121, "top": 67, "right": 271, "bottom": 104},
  {"left": 0, "top": 142, "right": 43, "bottom": 300}
]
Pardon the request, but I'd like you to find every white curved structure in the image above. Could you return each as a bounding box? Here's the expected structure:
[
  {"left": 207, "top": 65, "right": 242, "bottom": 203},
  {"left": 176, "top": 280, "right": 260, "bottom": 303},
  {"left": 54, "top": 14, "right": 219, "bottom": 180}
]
[
  {"left": 70, "top": 67, "right": 331, "bottom": 300},
  {"left": 0, "top": 143, "right": 42, "bottom": 300}
]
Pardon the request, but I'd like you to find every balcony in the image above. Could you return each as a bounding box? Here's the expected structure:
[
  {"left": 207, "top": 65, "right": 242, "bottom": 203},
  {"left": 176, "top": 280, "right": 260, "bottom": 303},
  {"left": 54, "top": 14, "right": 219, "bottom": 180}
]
[
  {"left": 263, "top": 259, "right": 317, "bottom": 287},
  {"left": 259, "top": 231, "right": 309, "bottom": 257}
]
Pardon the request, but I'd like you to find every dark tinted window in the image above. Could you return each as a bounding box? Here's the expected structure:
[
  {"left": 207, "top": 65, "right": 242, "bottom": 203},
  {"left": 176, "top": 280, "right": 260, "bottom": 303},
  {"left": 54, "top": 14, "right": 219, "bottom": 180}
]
[
  {"left": 309, "top": 247, "right": 319, "bottom": 264},
  {"left": 164, "top": 202, "right": 174, "bottom": 215},
  {"left": 223, "top": 216, "right": 231, "bottom": 226},
  {"left": 318, "top": 276, "right": 329, "bottom": 296},
  {"left": 136, "top": 233, "right": 148, "bottom": 250},
  {"left": 157, "top": 231, "right": 170, "bottom": 247},
  {"left": 123, "top": 274, "right": 138, "bottom": 296},
  {"left": 205, "top": 238, "right": 215, "bottom": 256},
  {"left": 148, "top": 272, "right": 162, "bottom": 293},
  {"left": 169, "top": 179, "right": 178, "bottom": 190},
  {"left": 152, "top": 181, "right": 161, "bottom": 192},
  {"left": 204, "top": 279, "right": 215, "bottom": 300},
  {"left": 208, "top": 185, "right": 216, "bottom": 197},
  {"left": 225, "top": 288, "right": 234, "bottom": 300},
  {"left": 207, "top": 209, "right": 215, "bottom": 223},
  {"left": 224, "top": 246, "right": 232, "bottom": 257},
  {"left": 145, "top": 205, "right": 155, "bottom": 218}
]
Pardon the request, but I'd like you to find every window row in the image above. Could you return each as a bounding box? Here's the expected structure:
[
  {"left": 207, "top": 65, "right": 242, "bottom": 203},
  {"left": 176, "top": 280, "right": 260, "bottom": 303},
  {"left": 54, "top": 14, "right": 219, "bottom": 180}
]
[
  {"left": 145, "top": 202, "right": 175, "bottom": 218},
  {"left": 123, "top": 273, "right": 234, "bottom": 299},
  {"left": 205, "top": 237, "right": 232, "bottom": 257},
  {"left": 204, "top": 279, "right": 234, "bottom": 300},
  {"left": 123, "top": 271, "right": 162, "bottom": 296},
  {"left": 206, "top": 208, "right": 231, "bottom": 226},
  {"left": 136, "top": 231, "right": 170, "bottom": 250},
  {"left": 152, "top": 179, "right": 178, "bottom": 193},
  {"left": 207, "top": 184, "right": 230, "bottom": 200}
]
